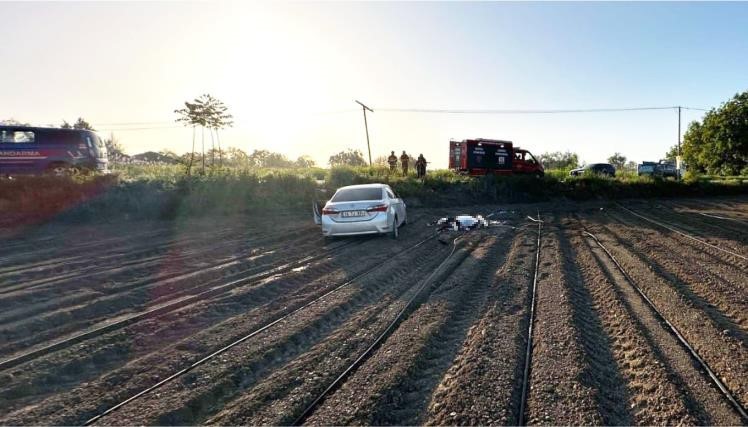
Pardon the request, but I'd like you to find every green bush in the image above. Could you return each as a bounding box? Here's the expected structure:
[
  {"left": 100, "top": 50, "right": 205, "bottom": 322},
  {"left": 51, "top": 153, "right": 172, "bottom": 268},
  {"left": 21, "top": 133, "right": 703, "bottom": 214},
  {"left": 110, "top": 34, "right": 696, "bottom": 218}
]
[{"left": 3, "top": 165, "right": 747, "bottom": 228}]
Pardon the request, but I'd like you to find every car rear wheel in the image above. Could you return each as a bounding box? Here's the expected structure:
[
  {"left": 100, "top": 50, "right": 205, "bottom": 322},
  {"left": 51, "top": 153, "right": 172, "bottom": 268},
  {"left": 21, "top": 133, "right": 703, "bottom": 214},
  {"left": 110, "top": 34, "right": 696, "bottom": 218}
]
[{"left": 391, "top": 215, "right": 399, "bottom": 239}]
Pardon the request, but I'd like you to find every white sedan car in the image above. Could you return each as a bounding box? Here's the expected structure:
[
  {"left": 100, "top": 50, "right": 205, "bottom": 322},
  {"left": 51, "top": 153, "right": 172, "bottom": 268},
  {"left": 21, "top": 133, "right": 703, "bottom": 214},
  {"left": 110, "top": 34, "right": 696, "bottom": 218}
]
[{"left": 313, "top": 183, "right": 407, "bottom": 238}]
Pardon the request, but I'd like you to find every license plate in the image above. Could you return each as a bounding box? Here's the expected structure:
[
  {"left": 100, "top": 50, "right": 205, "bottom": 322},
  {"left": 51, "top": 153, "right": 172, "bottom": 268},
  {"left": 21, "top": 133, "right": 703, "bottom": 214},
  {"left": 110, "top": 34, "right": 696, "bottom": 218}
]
[{"left": 342, "top": 210, "right": 367, "bottom": 218}]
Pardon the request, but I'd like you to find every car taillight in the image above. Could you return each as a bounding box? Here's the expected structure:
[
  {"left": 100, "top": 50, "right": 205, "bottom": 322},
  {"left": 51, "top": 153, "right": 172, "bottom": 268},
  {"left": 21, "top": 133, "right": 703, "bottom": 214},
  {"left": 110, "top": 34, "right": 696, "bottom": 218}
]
[
  {"left": 322, "top": 208, "right": 338, "bottom": 215},
  {"left": 367, "top": 204, "right": 388, "bottom": 212}
]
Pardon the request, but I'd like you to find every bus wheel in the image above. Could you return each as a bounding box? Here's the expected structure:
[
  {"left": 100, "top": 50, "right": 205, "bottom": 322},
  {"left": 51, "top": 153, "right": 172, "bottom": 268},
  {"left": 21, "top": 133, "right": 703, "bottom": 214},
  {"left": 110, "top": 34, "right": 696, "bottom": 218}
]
[{"left": 47, "top": 163, "right": 79, "bottom": 177}]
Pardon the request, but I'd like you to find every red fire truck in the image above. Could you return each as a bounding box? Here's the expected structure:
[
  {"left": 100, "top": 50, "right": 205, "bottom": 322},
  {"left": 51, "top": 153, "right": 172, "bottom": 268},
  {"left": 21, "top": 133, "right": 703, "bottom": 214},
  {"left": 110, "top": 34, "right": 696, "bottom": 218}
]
[{"left": 449, "top": 138, "right": 544, "bottom": 177}]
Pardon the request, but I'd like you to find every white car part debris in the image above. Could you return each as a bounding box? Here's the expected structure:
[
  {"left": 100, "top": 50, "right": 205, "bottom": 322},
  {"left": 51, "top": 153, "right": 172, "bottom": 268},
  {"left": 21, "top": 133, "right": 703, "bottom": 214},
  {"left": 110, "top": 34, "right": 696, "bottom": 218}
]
[{"left": 435, "top": 215, "right": 489, "bottom": 231}]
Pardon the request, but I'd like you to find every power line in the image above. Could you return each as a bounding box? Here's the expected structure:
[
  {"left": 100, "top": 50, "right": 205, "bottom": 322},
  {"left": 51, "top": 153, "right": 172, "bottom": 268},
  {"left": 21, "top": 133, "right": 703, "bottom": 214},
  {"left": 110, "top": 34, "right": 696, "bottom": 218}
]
[
  {"left": 374, "top": 106, "right": 703, "bottom": 114},
  {"left": 94, "top": 121, "right": 173, "bottom": 126},
  {"left": 88, "top": 105, "right": 712, "bottom": 132},
  {"left": 89, "top": 105, "right": 711, "bottom": 129},
  {"left": 98, "top": 126, "right": 183, "bottom": 132},
  {"left": 681, "top": 106, "right": 710, "bottom": 111}
]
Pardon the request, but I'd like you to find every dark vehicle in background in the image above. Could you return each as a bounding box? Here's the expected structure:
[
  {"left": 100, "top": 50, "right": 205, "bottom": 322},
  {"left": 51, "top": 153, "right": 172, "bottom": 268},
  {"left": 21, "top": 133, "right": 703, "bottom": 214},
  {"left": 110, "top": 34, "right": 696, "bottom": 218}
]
[
  {"left": 569, "top": 163, "right": 616, "bottom": 177},
  {"left": 637, "top": 161, "right": 658, "bottom": 176},
  {"left": 449, "top": 138, "right": 544, "bottom": 177},
  {"left": 638, "top": 160, "right": 678, "bottom": 178},
  {"left": 0, "top": 126, "right": 108, "bottom": 175}
]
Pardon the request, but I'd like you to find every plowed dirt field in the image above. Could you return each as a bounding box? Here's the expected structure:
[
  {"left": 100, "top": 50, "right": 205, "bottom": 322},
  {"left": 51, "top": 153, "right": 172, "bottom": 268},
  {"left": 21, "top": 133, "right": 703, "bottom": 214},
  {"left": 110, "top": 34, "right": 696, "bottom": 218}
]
[{"left": 1, "top": 197, "right": 746, "bottom": 425}]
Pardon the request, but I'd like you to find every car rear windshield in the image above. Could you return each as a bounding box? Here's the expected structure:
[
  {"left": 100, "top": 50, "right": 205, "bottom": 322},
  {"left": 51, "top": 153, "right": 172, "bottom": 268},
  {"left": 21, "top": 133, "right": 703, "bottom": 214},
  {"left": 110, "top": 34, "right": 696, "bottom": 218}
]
[{"left": 331, "top": 187, "right": 383, "bottom": 202}]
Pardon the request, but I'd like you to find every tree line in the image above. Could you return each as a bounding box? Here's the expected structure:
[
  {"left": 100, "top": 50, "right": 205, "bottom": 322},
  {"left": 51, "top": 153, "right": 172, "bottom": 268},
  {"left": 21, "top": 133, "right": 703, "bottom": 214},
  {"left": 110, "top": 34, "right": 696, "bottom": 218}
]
[
  {"left": 7, "top": 89, "right": 746, "bottom": 176},
  {"left": 673, "top": 90, "right": 748, "bottom": 176}
]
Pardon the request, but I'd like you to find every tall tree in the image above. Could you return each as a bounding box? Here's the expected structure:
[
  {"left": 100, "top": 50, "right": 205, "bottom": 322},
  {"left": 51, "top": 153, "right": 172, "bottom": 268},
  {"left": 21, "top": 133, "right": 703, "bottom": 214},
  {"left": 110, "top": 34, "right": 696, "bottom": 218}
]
[
  {"left": 538, "top": 151, "right": 579, "bottom": 170},
  {"left": 203, "top": 95, "right": 233, "bottom": 168},
  {"left": 681, "top": 91, "right": 748, "bottom": 175},
  {"left": 607, "top": 152, "right": 627, "bottom": 170},
  {"left": 1, "top": 118, "right": 30, "bottom": 126},
  {"left": 226, "top": 147, "right": 250, "bottom": 168},
  {"left": 175, "top": 94, "right": 233, "bottom": 174},
  {"left": 59, "top": 117, "right": 95, "bottom": 130},
  {"left": 329, "top": 149, "right": 367, "bottom": 167},
  {"left": 104, "top": 133, "right": 127, "bottom": 165},
  {"left": 175, "top": 97, "right": 208, "bottom": 174},
  {"left": 295, "top": 155, "right": 316, "bottom": 168},
  {"left": 664, "top": 145, "right": 679, "bottom": 162}
]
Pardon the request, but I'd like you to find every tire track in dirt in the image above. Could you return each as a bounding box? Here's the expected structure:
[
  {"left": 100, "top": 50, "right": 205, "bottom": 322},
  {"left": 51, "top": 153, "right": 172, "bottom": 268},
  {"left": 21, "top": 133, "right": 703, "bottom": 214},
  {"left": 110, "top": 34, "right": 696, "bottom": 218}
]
[
  {"left": 582, "top": 230, "right": 745, "bottom": 424},
  {"left": 646, "top": 203, "right": 748, "bottom": 244},
  {"left": 569, "top": 220, "right": 700, "bottom": 425},
  {"left": 0, "top": 212, "right": 438, "bottom": 366},
  {"left": 88, "top": 235, "right": 459, "bottom": 426},
  {"left": 0, "top": 230, "right": 325, "bottom": 327},
  {"left": 1, "top": 209, "right": 436, "bottom": 310},
  {"left": 0, "top": 222, "right": 319, "bottom": 298},
  {"left": 602, "top": 211, "right": 747, "bottom": 337},
  {"left": 608, "top": 207, "right": 747, "bottom": 278},
  {"left": 579, "top": 213, "right": 748, "bottom": 413},
  {"left": 0, "top": 234, "right": 341, "bottom": 358},
  {"left": 0, "top": 225, "right": 174, "bottom": 266},
  {"left": 667, "top": 203, "right": 748, "bottom": 235},
  {"left": 0, "top": 212, "right": 313, "bottom": 265},
  {"left": 668, "top": 199, "right": 748, "bottom": 222},
  {"left": 202, "top": 234, "right": 480, "bottom": 427},
  {"left": 0, "top": 225, "right": 439, "bottom": 424},
  {"left": 0, "top": 223, "right": 253, "bottom": 280},
  {"left": 525, "top": 216, "right": 608, "bottom": 425},
  {"left": 415, "top": 225, "right": 536, "bottom": 425},
  {"left": 0, "top": 226, "right": 244, "bottom": 283},
  {"left": 617, "top": 206, "right": 747, "bottom": 262},
  {"left": 0, "top": 234, "right": 366, "bottom": 370},
  {"left": 298, "top": 231, "right": 510, "bottom": 426}
]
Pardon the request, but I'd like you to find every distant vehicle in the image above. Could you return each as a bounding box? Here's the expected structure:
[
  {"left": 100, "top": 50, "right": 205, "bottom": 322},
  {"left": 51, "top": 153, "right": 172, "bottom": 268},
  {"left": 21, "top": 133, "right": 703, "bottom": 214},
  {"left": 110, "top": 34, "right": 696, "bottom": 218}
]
[
  {"left": 313, "top": 183, "right": 407, "bottom": 239},
  {"left": 637, "top": 161, "right": 659, "bottom": 176},
  {"left": 449, "top": 138, "right": 544, "bottom": 177},
  {"left": 569, "top": 163, "right": 616, "bottom": 177},
  {"left": 637, "top": 160, "right": 679, "bottom": 178},
  {"left": 0, "top": 126, "right": 108, "bottom": 175}
]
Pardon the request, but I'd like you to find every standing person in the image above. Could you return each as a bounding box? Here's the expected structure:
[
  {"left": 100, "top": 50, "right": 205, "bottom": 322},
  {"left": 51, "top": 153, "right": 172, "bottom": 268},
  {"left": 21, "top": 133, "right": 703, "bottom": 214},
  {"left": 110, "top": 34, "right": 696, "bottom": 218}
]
[
  {"left": 400, "top": 151, "right": 410, "bottom": 175},
  {"left": 416, "top": 154, "right": 427, "bottom": 178},
  {"left": 387, "top": 151, "right": 398, "bottom": 172}
]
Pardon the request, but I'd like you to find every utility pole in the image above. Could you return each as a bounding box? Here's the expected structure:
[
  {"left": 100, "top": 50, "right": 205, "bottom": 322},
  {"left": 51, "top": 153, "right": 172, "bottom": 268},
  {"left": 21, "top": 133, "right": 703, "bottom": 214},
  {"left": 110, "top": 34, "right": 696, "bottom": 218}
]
[
  {"left": 677, "top": 105, "right": 682, "bottom": 180},
  {"left": 677, "top": 106, "right": 682, "bottom": 156},
  {"left": 355, "top": 100, "right": 373, "bottom": 166}
]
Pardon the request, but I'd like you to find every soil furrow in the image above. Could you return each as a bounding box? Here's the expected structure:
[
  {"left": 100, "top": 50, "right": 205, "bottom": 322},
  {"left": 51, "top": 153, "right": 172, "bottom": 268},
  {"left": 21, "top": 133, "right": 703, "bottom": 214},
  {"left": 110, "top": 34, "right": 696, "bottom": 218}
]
[
  {"left": 0, "top": 237, "right": 350, "bottom": 356},
  {"left": 0, "top": 227, "right": 441, "bottom": 425},
  {"left": 602, "top": 211, "right": 748, "bottom": 336},
  {"left": 617, "top": 207, "right": 747, "bottom": 261},
  {"left": 301, "top": 231, "right": 510, "bottom": 425},
  {"left": 525, "top": 216, "right": 606, "bottom": 425},
  {"left": 569, "top": 224, "right": 695, "bottom": 424},
  {"left": 644, "top": 204, "right": 748, "bottom": 245},
  {"left": 422, "top": 226, "right": 537, "bottom": 425},
  {"left": 96, "top": 235, "right": 463, "bottom": 426},
  {"left": 580, "top": 213, "right": 748, "bottom": 411},
  {"left": 579, "top": 226, "right": 742, "bottom": 424}
]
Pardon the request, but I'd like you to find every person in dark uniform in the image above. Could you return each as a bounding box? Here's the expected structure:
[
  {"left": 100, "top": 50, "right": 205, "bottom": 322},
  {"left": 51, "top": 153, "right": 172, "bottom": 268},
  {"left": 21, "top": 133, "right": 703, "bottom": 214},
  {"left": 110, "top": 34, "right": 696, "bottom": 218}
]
[
  {"left": 416, "top": 154, "right": 427, "bottom": 178},
  {"left": 400, "top": 151, "right": 410, "bottom": 175},
  {"left": 387, "top": 151, "right": 398, "bottom": 172}
]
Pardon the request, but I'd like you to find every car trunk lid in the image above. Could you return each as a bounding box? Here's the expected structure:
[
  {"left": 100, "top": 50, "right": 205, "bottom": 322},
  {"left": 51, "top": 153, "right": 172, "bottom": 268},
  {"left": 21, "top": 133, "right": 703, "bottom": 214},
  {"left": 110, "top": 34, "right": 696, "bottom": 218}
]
[{"left": 324, "top": 201, "right": 384, "bottom": 222}]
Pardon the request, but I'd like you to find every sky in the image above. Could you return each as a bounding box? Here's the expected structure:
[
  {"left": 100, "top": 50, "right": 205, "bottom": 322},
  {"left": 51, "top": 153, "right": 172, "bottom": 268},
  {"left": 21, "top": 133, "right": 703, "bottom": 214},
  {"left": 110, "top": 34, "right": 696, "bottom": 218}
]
[{"left": 2, "top": 1, "right": 747, "bottom": 169}]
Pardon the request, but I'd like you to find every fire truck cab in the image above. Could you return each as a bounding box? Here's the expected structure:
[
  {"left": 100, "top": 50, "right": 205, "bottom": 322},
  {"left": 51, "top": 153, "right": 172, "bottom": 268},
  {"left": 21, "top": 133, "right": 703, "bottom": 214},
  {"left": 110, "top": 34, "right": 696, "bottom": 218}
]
[{"left": 449, "top": 138, "right": 544, "bottom": 177}]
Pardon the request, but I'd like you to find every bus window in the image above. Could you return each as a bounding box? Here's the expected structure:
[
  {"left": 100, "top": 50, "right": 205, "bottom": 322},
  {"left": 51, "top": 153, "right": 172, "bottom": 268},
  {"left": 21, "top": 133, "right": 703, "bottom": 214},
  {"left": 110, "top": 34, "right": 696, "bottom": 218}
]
[{"left": 0, "top": 130, "right": 35, "bottom": 143}]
